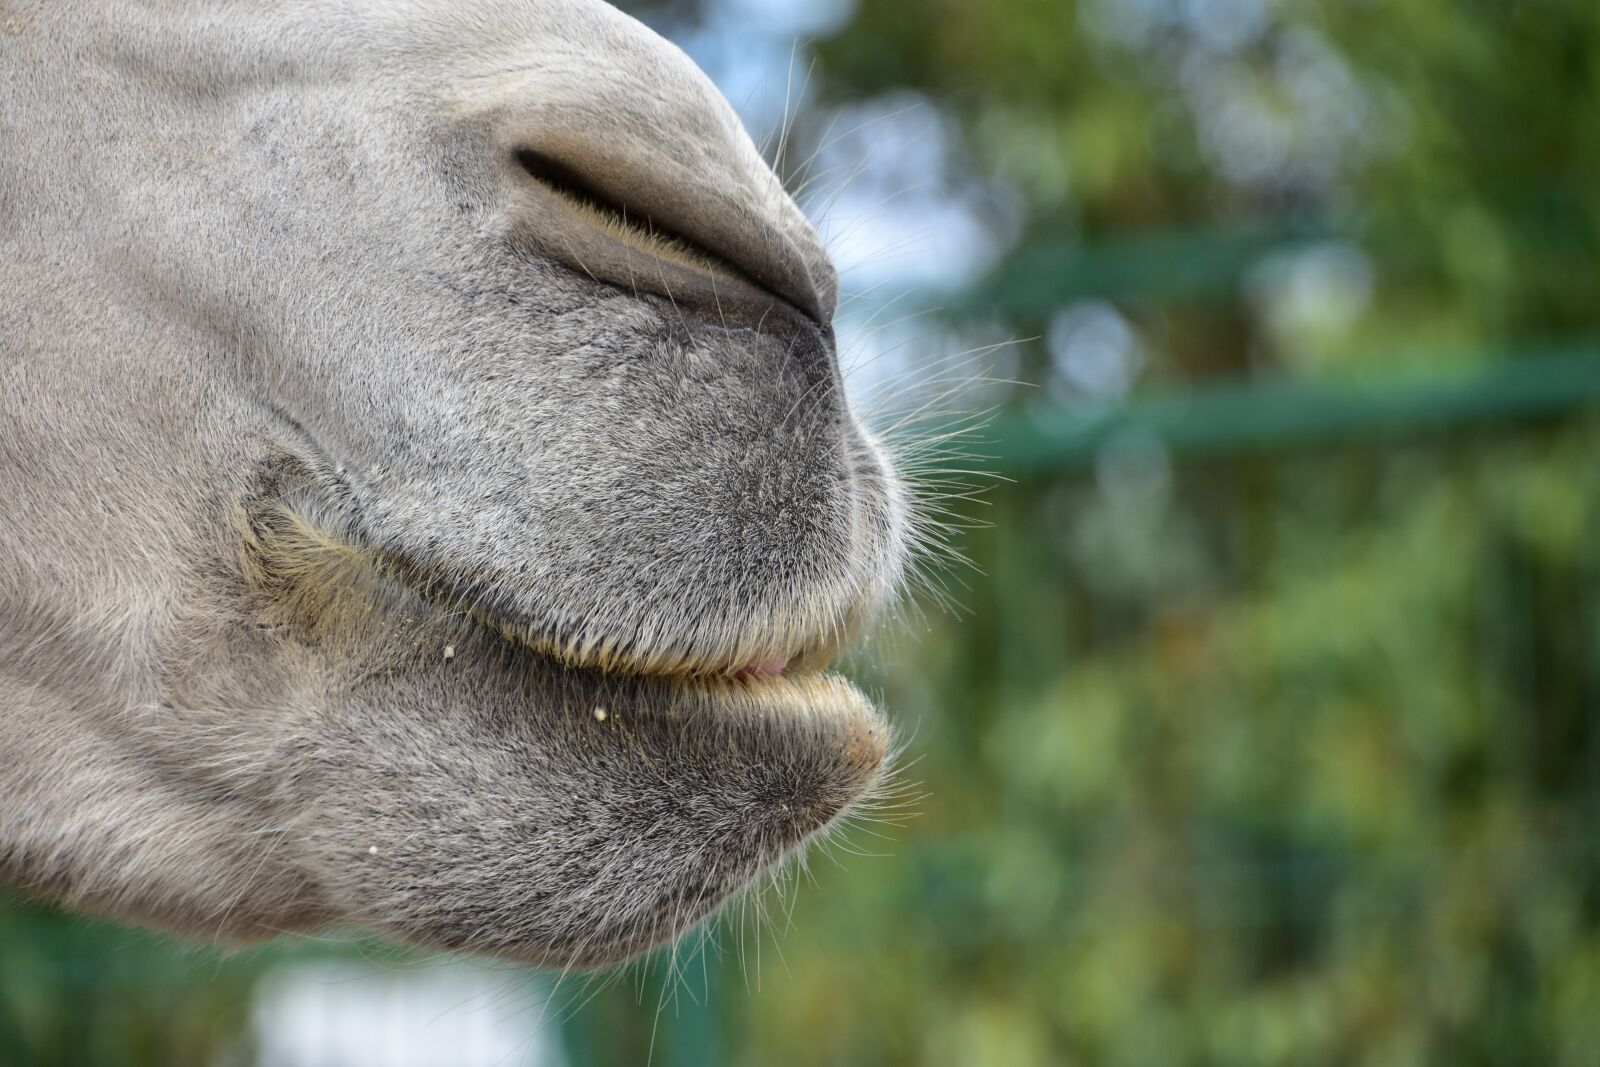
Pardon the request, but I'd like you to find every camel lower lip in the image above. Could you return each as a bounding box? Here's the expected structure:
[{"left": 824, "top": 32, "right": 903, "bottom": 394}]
[
  {"left": 647, "top": 671, "right": 890, "bottom": 770},
  {"left": 490, "top": 644, "right": 889, "bottom": 761},
  {"left": 562, "top": 664, "right": 878, "bottom": 731}
]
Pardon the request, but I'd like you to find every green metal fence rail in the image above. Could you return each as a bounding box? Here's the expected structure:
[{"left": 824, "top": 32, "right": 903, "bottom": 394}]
[
  {"left": 980, "top": 344, "right": 1600, "bottom": 474},
  {"left": 952, "top": 222, "right": 1336, "bottom": 314}
]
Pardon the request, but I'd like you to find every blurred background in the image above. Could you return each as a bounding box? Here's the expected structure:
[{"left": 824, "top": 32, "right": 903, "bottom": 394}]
[{"left": 6, "top": 0, "right": 1600, "bottom": 1063}]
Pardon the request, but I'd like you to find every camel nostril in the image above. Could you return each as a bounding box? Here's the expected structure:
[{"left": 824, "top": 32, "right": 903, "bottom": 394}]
[{"left": 508, "top": 143, "right": 829, "bottom": 327}]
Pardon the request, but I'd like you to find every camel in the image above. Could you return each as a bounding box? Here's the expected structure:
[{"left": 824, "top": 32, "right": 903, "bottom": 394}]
[{"left": 0, "top": 0, "right": 911, "bottom": 966}]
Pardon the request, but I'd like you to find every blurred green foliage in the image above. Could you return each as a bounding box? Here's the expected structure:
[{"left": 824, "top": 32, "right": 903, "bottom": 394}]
[
  {"left": 6, "top": 0, "right": 1600, "bottom": 1064},
  {"left": 0, "top": 899, "right": 265, "bottom": 1065},
  {"left": 719, "top": 418, "right": 1600, "bottom": 1066}
]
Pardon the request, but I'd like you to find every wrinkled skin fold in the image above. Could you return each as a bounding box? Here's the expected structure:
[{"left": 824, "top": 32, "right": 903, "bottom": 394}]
[{"left": 0, "top": 0, "right": 908, "bottom": 965}]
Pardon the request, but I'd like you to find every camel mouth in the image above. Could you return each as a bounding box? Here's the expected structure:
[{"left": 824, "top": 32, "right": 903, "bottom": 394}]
[
  {"left": 377, "top": 561, "right": 891, "bottom": 967},
  {"left": 409, "top": 567, "right": 883, "bottom": 739},
  {"left": 241, "top": 494, "right": 891, "bottom": 965}
]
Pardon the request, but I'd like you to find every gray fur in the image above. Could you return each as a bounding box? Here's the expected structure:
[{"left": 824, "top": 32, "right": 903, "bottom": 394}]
[{"left": 0, "top": 0, "right": 907, "bottom": 965}]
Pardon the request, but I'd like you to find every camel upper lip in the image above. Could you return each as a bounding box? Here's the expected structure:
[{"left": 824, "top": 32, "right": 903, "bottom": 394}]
[
  {"left": 246, "top": 467, "right": 845, "bottom": 688},
  {"left": 365, "top": 539, "right": 833, "bottom": 686},
  {"left": 257, "top": 402, "right": 869, "bottom": 691}
]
